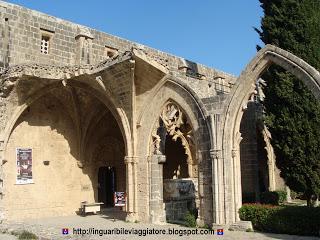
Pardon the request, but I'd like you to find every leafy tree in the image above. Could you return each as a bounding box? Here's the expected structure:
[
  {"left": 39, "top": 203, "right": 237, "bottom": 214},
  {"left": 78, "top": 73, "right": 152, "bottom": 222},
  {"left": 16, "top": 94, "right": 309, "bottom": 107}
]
[{"left": 256, "top": 0, "right": 320, "bottom": 206}]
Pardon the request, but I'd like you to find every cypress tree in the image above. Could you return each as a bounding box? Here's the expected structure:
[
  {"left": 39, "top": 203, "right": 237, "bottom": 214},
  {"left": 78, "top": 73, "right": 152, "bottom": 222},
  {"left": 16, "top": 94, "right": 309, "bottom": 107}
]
[{"left": 256, "top": 0, "right": 320, "bottom": 206}]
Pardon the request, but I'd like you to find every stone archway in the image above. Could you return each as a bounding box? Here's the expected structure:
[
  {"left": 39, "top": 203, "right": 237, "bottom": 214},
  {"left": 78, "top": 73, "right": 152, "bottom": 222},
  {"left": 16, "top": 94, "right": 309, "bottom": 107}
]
[
  {"left": 1, "top": 83, "right": 128, "bottom": 220},
  {"left": 0, "top": 79, "right": 132, "bottom": 159},
  {"left": 221, "top": 44, "right": 320, "bottom": 224},
  {"left": 137, "top": 79, "right": 212, "bottom": 225},
  {"left": 150, "top": 101, "right": 198, "bottom": 224}
]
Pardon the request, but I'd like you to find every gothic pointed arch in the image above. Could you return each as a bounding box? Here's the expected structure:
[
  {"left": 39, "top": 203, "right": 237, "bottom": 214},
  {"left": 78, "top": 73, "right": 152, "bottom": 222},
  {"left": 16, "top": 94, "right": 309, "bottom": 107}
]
[
  {"left": 137, "top": 78, "right": 212, "bottom": 225},
  {"left": 1, "top": 79, "right": 132, "bottom": 160},
  {"left": 221, "top": 44, "right": 320, "bottom": 223}
]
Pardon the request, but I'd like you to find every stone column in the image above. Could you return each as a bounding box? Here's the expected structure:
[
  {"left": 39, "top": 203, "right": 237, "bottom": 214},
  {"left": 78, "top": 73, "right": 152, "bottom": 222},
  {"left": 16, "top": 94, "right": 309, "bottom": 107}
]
[
  {"left": 187, "top": 159, "right": 193, "bottom": 178},
  {"left": 268, "top": 160, "right": 276, "bottom": 191},
  {"left": 1, "top": 17, "right": 9, "bottom": 68},
  {"left": 210, "top": 149, "right": 221, "bottom": 225},
  {"left": 262, "top": 126, "right": 276, "bottom": 191},
  {"left": 75, "top": 26, "right": 94, "bottom": 65},
  {"left": 209, "top": 114, "right": 224, "bottom": 225},
  {"left": 286, "top": 186, "right": 292, "bottom": 203},
  {"left": 232, "top": 149, "right": 241, "bottom": 222},
  {"left": 0, "top": 140, "right": 5, "bottom": 221},
  {"left": 124, "top": 156, "right": 138, "bottom": 222},
  {"left": 149, "top": 154, "right": 166, "bottom": 224}
]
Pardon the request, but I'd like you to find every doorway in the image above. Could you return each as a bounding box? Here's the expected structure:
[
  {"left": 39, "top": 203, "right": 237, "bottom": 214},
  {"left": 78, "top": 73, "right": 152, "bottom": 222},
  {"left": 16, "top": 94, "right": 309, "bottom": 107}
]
[{"left": 98, "top": 166, "right": 116, "bottom": 208}]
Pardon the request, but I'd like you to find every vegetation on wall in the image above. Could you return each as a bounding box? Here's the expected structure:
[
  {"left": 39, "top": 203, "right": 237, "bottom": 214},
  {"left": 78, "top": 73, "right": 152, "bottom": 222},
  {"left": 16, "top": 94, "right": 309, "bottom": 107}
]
[{"left": 256, "top": 0, "right": 320, "bottom": 206}]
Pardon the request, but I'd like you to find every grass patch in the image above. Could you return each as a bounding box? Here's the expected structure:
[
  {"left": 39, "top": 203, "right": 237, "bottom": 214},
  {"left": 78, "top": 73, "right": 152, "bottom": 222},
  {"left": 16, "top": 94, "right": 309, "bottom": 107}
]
[
  {"left": 184, "top": 211, "right": 196, "bottom": 228},
  {"left": 18, "top": 230, "right": 38, "bottom": 240}
]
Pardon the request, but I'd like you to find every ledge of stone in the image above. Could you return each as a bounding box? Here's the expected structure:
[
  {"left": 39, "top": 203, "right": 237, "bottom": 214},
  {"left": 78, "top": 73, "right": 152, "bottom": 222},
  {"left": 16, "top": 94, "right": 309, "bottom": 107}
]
[
  {"left": 228, "top": 221, "right": 253, "bottom": 232},
  {"left": 211, "top": 224, "right": 227, "bottom": 229}
]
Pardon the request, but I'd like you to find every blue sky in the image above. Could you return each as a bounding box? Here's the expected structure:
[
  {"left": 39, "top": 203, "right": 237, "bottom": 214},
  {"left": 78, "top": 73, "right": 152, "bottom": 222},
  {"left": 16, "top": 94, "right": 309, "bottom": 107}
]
[{"left": 5, "top": 0, "right": 263, "bottom": 76}]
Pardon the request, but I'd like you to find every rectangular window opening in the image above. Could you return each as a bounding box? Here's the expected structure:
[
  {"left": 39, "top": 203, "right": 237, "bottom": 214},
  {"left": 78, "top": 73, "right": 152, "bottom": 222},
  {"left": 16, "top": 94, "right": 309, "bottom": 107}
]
[
  {"left": 40, "top": 28, "right": 54, "bottom": 55},
  {"left": 41, "top": 35, "right": 50, "bottom": 54}
]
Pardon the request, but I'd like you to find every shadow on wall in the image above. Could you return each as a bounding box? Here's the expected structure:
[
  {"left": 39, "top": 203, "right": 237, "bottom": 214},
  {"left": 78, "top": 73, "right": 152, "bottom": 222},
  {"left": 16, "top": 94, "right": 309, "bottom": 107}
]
[{"left": 6, "top": 85, "right": 125, "bottom": 219}]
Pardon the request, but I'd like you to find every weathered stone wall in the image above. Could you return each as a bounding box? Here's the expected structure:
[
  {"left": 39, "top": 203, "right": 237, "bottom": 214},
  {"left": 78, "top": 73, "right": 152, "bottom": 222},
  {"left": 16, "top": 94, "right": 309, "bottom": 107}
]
[
  {"left": 3, "top": 92, "right": 95, "bottom": 220},
  {"left": 240, "top": 101, "right": 260, "bottom": 202},
  {"left": 0, "top": 5, "right": 9, "bottom": 68},
  {"left": 0, "top": 1, "right": 236, "bottom": 99},
  {"left": 163, "top": 178, "right": 197, "bottom": 223},
  {"left": 2, "top": 83, "right": 126, "bottom": 221}
]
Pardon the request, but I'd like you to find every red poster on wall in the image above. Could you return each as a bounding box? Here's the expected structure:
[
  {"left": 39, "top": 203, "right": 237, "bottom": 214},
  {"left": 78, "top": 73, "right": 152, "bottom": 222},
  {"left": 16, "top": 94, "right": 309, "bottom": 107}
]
[
  {"left": 114, "top": 192, "right": 126, "bottom": 207},
  {"left": 16, "top": 148, "right": 33, "bottom": 184}
]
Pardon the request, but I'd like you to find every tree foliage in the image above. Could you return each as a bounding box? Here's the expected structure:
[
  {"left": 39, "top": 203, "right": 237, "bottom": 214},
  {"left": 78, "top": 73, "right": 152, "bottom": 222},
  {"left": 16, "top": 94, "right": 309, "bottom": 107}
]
[{"left": 256, "top": 0, "right": 320, "bottom": 205}]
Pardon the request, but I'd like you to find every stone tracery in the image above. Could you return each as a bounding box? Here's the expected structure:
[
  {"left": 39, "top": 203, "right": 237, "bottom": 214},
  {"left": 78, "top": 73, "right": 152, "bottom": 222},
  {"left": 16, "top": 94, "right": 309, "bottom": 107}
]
[
  {"left": 161, "top": 103, "right": 194, "bottom": 166},
  {"left": 151, "top": 102, "right": 196, "bottom": 177}
]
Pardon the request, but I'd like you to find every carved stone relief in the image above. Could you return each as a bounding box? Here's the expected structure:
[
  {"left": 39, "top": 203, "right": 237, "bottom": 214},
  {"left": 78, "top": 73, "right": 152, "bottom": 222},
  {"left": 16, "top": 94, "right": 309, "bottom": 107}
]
[
  {"left": 160, "top": 103, "right": 194, "bottom": 166},
  {"left": 151, "top": 102, "right": 196, "bottom": 178}
]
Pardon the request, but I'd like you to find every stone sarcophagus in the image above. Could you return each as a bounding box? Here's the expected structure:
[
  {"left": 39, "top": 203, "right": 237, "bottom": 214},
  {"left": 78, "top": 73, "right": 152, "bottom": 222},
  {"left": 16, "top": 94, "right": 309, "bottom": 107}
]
[{"left": 163, "top": 178, "right": 198, "bottom": 223}]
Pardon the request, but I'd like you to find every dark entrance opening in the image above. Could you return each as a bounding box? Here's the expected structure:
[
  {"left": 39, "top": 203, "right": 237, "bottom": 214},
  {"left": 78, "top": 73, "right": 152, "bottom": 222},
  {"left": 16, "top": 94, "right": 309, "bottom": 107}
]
[
  {"left": 98, "top": 166, "right": 116, "bottom": 208},
  {"left": 163, "top": 135, "right": 188, "bottom": 179}
]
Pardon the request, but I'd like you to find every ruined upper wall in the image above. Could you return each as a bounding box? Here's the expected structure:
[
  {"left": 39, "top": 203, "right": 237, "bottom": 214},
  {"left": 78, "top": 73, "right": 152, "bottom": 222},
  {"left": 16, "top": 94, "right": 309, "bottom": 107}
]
[{"left": 0, "top": 1, "right": 236, "bottom": 97}]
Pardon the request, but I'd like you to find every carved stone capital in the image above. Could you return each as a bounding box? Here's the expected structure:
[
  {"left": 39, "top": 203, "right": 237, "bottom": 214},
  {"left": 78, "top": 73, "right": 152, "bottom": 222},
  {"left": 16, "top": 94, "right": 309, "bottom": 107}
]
[
  {"left": 124, "top": 156, "right": 138, "bottom": 165},
  {"left": 210, "top": 149, "right": 221, "bottom": 160},
  {"left": 231, "top": 149, "right": 238, "bottom": 158}
]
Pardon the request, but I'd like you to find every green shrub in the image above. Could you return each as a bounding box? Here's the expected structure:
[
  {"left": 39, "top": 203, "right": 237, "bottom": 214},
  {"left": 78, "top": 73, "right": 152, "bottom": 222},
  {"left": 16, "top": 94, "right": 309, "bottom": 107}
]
[
  {"left": 260, "top": 191, "right": 287, "bottom": 205},
  {"left": 275, "top": 190, "right": 287, "bottom": 204},
  {"left": 239, "top": 204, "right": 320, "bottom": 236},
  {"left": 184, "top": 211, "right": 196, "bottom": 228},
  {"left": 18, "top": 230, "right": 38, "bottom": 240}
]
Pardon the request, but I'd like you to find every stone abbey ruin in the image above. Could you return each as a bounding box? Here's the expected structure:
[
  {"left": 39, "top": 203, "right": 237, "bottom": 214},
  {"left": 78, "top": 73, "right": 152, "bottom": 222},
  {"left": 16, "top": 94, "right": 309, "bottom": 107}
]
[{"left": 1, "top": 1, "right": 320, "bottom": 227}]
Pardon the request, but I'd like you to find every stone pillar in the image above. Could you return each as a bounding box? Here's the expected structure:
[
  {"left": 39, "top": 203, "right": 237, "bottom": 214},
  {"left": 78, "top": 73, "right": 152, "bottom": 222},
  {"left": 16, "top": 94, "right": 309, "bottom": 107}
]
[
  {"left": 262, "top": 126, "right": 276, "bottom": 191},
  {"left": 187, "top": 159, "right": 193, "bottom": 178},
  {"left": 268, "top": 160, "right": 276, "bottom": 191},
  {"left": 124, "top": 156, "right": 138, "bottom": 222},
  {"left": 209, "top": 114, "right": 224, "bottom": 225},
  {"left": 232, "top": 149, "right": 241, "bottom": 222},
  {"left": 0, "top": 140, "right": 5, "bottom": 221},
  {"left": 210, "top": 149, "right": 221, "bottom": 225},
  {"left": 75, "top": 26, "right": 94, "bottom": 65},
  {"left": 149, "top": 154, "right": 166, "bottom": 224},
  {"left": 286, "top": 186, "right": 292, "bottom": 203},
  {"left": 0, "top": 17, "right": 9, "bottom": 68}
]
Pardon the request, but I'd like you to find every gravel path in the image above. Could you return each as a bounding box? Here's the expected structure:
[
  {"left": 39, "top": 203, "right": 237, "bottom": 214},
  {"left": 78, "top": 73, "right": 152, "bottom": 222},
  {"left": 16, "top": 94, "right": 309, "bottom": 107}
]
[
  {"left": 0, "top": 213, "right": 318, "bottom": 240},
  {"left": 0, "top": 234, "right": 17, "bottom": 240}
]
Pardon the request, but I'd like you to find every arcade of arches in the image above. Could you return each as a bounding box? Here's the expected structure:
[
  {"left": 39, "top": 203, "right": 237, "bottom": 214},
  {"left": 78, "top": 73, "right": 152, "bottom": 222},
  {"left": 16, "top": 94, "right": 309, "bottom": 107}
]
[
  {"left": 3, "top": 85, "right": 126, "bottom": 219},
  {"left": 1, "top": 36, "right": 320, "bottom": 228}
]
